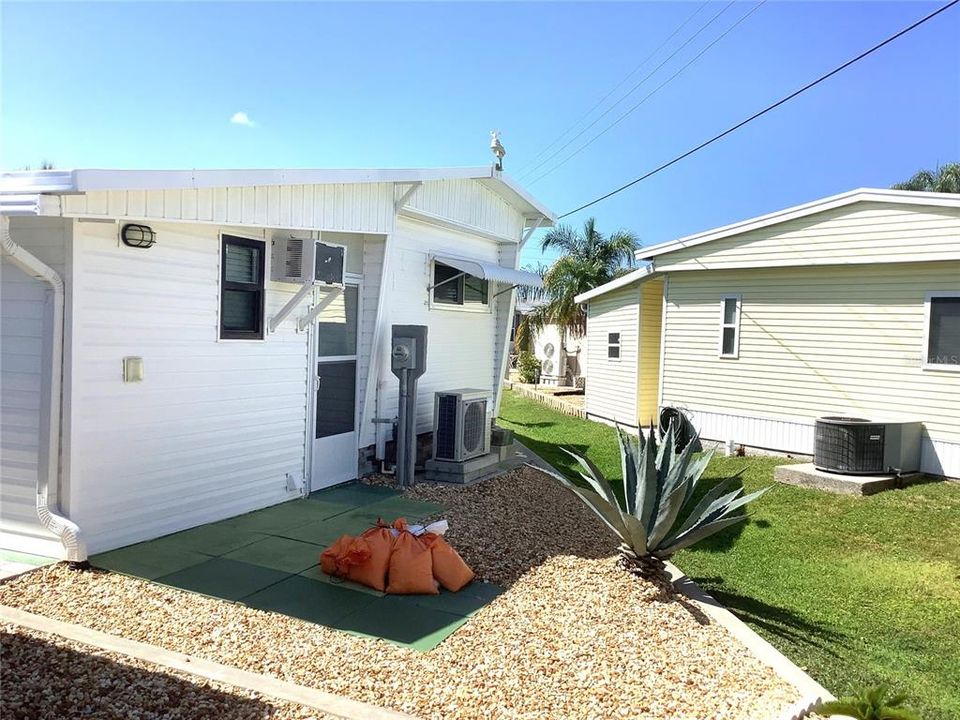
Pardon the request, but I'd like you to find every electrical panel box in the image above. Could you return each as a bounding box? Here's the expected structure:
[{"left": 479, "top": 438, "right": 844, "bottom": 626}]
[{"left": 391, "top": 325, "right": 428, "bottom": 380}]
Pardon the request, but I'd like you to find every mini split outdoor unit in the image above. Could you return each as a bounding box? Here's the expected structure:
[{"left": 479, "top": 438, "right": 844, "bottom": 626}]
[
  {"left": 433, "top": 389, "right": 491, "bottom": 462},
  {"left": 271, "top": 238, "right": 345, "bottom": 286},
  {"left": 813, "top": 416, "right": 922, "bottom": 475}
]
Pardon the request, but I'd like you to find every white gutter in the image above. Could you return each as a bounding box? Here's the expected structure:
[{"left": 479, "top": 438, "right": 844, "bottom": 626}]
[{"left": 0, "top": 216, "right": 87, "bottom": 564}]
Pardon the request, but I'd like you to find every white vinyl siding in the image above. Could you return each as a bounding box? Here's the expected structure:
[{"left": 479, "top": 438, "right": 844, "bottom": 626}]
[
  {"left": 401, "top": 179, "right": 524, "bottom": 241},
  {"left": 653, "top": 202, "right": 960, "bottom": 271},
  {"left": 0, "top": 217, "right": 71, "bottom": 557},
  {"left": 660, "top": 262, "right": 960, "bottom": 450},
  {"left": 373, "top": 217, "right": 502, "bottom": 436},
  {"left": 59, "top": 183, "right": 396, "bottom": 235},
  {"left": 585, "top": 284, "right": 640, "bottom": 426},
  {"left": 66, "top": 220, "right": 311, "bottom": 554}
]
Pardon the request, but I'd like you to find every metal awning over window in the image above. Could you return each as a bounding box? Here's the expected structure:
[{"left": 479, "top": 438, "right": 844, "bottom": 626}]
[{"left": 432, "top": 255, "right": 543, "bottom": 288}]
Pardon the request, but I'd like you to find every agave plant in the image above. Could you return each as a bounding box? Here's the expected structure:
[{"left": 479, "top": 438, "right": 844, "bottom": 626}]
[
  {"left": 815, "top": 685, "right": 922, "bottom": 720},
  {"left": 543, "top": 424, "right": 768, "bottom": 576}
]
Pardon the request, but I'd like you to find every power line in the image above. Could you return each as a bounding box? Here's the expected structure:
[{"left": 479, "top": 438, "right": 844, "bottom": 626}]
[
  {"left": 516, "top": 1, "right": 711, "bottom": 174},
  {"left": 528, "top": 0, "right": 767, "bottom": 187},
  {"left": 518, "top": 0, "right": 737, "bottom": 181},
  {"left": 558, "top": 0, "right": 959, "bottom": 219}
]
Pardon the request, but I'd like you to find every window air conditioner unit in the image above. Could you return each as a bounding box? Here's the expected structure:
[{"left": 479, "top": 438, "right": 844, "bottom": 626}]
[
  {"left": 271, "top": 238, "right": 345, "bottom": 286},
  {"left": 433, "top": 389, "right": 491, "bottom": 462},
  {"left": 813, "top": 416, "right": 922, "bottom": 475}
]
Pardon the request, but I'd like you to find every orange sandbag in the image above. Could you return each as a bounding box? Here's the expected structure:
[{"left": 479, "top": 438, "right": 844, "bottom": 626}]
[
  {"left": 346, "top": 524, "right": 395, "bottom": 592},
  {"left": 421, "top": 532, "right": 475, "bottom": 592},
  {"left": 320, "top": 534, "right": 370, "bottom": 577},
  {"left": 386, "top": 530, "right": 439, "bottom": 595}
]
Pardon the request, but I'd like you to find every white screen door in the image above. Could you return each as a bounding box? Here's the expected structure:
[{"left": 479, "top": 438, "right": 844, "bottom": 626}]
[{"left": 311, "top": 284, "right": 359, "bottom": 490}]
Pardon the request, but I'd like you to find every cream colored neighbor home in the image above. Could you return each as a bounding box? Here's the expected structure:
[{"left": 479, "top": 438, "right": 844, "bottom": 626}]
[{"left": 575, "top": 188, "right": 960, "bottom": 478}]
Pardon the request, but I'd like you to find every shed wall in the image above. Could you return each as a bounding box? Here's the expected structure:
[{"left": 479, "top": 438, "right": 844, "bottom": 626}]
[{"left": 584, "top": 284, "right": 640, "bottom": 426}]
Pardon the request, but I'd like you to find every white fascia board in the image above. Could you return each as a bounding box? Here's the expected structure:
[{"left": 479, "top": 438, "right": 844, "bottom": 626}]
[
  {"left": 637, "top": 188, "right": 960, "bottom": 261},
  {"left": 477, "top": 171, "right": 558, "bottom": 226},
  {"left": 574, "top": 265, "right": 657, "bottom": 304}
]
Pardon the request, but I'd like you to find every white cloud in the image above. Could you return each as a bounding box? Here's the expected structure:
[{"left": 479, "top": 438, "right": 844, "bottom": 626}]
[{"left": 230, "top": 111, "right": 257, "bottom": 127}]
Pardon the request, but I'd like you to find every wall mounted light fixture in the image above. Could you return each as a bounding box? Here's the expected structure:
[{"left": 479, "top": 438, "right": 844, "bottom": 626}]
[{"left": 121, "top": 224, "right": 156, "bottom": 249}]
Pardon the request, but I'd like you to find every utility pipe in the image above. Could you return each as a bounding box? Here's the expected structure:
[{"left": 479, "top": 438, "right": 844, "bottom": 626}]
[{"left": 0, "top": 216, "right": 86, "bottom": 564}]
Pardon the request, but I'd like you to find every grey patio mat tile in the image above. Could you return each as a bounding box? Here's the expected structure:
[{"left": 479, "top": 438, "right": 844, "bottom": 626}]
[
  {"left": 155, "top": 558, "right": 290, "bottom": 601},
  {"left": 241, "top": 574, "right": 379, "bottom": 626},
  {"left": 336, "top": 595, "right": 469, "bottom": 650},
  {"left": 151, "top": 523, "right": 265, "bottom": 556},
  {"left": 90, "top": 543, "right": 211, "bottom": 580},
  {"left": 222, "top": 535, "right": 323, "bottom": 574}
]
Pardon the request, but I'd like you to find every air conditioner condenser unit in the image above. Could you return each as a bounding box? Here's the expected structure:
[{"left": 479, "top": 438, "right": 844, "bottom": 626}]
[
  {"left": 433, "top": 389, "right": 491, "bottom": 462},
  {"left": 271, "top": 238, "right": 345, "bottom": 286}
]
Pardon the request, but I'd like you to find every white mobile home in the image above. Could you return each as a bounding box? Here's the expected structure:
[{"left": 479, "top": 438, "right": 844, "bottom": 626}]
[
  {"left": 0, "top": 167, "right": 554, "bottom": 560},
  {"left": 575, "top": 189, "right": 960, "bottom": 478}
]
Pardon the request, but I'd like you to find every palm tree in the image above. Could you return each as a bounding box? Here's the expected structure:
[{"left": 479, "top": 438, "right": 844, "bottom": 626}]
[
  {"left": 528, "top": 218, "right": 638, "bottom": 337},
  {"left": 892, "top": 162, "right": 959, "bottom": 193}
]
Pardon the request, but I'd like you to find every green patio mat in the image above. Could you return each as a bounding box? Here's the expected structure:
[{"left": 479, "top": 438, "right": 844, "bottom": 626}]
[
  {"left": 241, "top": 574, "right": 379, "bottom": 626},
  {"left": 336, "top": 595, "right": 469, "bottom": 650},
  {"left": 390, "top": 581, "right": 504, "bottom": 617},
  {"left": 222, "top": 536, "right": 323, "bottom": 574},
  {"left": 219, "top": 501, "right": 338, "bottom": 535},
  {"left": 274, "top": 512, "right": 379, "bottom": 546},
  {"left": 90, "top": 543, "right": 211, "bottom": 580},
  {"left": 298, "top": 565, "right": 385, "bottom": 597},
  {"left": 151, "top": 523, "right": 265, "bottom": 556},
  {"left": 344, "top": 496, "right": 445, "bottom": 526},
  {"left": 308, "top": 484, "right": 398, "bottom": 507},
  {"left": 155, "top": 558, "right": 290, "bottom": 601}
]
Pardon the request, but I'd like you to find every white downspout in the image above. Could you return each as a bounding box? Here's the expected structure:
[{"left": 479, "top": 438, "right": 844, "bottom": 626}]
[{"left": 0, "top": 216, "right": 86, "bottom": 564}]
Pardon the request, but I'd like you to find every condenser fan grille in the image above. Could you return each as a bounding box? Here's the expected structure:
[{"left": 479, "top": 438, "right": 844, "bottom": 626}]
[{"left": 462, "top": 401, "right": 486, "bottom": 453}]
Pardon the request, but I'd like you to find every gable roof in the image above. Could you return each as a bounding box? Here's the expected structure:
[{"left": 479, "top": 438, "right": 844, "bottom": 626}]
[
  {"left": 0, "top": 166, "right": 556, "bottom": 224},
  {"left": 637, "top": 188, "right": 960, "bottom": 261},
  {"left": 574, "top": 265, "right": 658, "bottom": 304}
]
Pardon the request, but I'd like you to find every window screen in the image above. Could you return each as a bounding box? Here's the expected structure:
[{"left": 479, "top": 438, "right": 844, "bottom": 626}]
[
  {"left": 221, "top": 236, "right": 265, "bottom": 339},
  {"left": 927, "top": 296, "right": 960, "bottom": 367}
]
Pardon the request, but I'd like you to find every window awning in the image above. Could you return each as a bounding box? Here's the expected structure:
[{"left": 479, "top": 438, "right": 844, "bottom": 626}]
[{"left": 433, "top": 255, "right": 543, "bottom": 288}]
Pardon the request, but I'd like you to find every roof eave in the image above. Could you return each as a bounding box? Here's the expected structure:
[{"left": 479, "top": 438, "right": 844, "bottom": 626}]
[{"left": 574, "top": 265, "right": 657, "bottom": 304}]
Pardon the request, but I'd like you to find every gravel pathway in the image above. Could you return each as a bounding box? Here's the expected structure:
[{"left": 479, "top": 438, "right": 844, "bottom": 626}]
[
  {"left": 0, "top": 467, "right": 800, "bottom": 719},
  {"left": 2, "top": 624, "right": 328, "bottom": 719}
]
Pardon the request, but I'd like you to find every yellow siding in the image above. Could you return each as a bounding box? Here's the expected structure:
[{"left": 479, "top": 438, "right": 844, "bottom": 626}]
[
  {"left": 660, "top": 262, "right": 960, "bottom": 441},
  {"left": 585, "top": 284, "right": 640, "bottom": 425},
  {"left": 637, "top": 278, "right": 665, "bottom": 425},
  {"left": 654, "top": 202, "right": 960, "bottom": 271}
]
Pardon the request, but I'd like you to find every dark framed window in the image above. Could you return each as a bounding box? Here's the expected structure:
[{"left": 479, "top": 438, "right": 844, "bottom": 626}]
[
  {"left": 220, "top": 235, "right": 265, "bottom": 339},
  {"left": 925, "top": 294, "right": 960, "bottom": 368},
  {"left": 607, "top": 332, "right": 621, "bottom": 359},
  {"left": 432, "top": 262, "right": 488, "bottom": 308}
]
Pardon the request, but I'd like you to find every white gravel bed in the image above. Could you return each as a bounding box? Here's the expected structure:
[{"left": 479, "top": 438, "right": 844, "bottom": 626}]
[
  {"left": 0, "top": 467, "right": 800, "bottom": 719},
  {"left": 2, "top": 623, "right": 328, "bottom": 719}
]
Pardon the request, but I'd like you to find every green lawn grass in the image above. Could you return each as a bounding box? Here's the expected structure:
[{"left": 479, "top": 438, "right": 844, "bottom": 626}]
[{"left": 498, "top": 390, "right": 960, "bottom": 720}]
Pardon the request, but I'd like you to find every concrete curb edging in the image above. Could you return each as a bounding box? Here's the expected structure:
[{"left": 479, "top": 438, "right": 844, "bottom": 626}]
[
  {"left": 1, "top": 605, "right": 416, "bottom": 720},
  {"left": 663, "top": 563, "right": 834, "bottom": 720}
]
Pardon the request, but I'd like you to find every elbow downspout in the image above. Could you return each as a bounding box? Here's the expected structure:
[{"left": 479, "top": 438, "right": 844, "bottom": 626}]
[{"left": 0, "top": 216, "right": 87, "bottom": 565}]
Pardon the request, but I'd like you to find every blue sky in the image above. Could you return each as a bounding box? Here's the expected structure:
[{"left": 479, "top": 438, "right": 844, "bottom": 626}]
[{"left": 1, "top": 1, "right": 958, "bottom": 266}]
